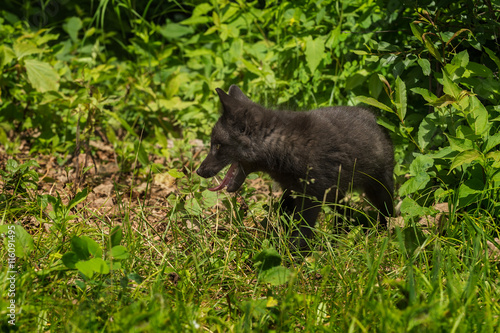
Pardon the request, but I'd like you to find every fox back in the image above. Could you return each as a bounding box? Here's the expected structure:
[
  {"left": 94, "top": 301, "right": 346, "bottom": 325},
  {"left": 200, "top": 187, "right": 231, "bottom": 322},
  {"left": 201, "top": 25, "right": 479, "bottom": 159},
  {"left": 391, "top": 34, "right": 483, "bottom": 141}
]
[{"left": 197, "top": 85, "right": 394, "bottom": 241}]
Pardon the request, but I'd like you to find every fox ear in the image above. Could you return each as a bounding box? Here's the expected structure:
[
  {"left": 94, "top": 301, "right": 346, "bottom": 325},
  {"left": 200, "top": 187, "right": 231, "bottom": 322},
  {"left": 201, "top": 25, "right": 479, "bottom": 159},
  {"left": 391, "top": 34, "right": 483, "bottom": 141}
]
[
  {"left": 227, "top": 85, "right": 252, "bottom": 103},
  {"left": 216, "top": 88, "right": 242, "bottom": 116}
]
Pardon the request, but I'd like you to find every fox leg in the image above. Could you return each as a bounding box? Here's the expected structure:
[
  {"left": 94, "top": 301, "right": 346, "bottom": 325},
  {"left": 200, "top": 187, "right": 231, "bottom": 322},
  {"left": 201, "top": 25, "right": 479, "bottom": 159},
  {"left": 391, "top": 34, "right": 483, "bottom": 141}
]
[{"left": 279, "top": 190, "right": 321, "bottom": 250}]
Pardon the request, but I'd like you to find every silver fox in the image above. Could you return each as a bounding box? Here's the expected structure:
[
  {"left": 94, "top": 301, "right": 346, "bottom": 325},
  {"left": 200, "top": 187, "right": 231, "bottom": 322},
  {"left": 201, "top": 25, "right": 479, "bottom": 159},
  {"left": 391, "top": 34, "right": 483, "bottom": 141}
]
[{"left": 197, "top": 85, "right": 394, "bottom": 246}]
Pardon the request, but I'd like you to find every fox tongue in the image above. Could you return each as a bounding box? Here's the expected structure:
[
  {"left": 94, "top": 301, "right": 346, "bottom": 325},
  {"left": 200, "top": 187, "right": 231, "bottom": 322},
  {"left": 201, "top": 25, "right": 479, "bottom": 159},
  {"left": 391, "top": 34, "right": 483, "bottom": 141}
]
[{"left": 208, "top": 163, "right": 239, "bottom": 191}]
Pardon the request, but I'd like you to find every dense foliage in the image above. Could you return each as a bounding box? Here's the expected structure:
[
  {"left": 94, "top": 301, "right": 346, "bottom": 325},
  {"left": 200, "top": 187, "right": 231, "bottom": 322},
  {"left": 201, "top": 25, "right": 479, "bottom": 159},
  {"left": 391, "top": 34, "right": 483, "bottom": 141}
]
[{"left": 1, "top": 0, "right": 500, "bottom": 331}]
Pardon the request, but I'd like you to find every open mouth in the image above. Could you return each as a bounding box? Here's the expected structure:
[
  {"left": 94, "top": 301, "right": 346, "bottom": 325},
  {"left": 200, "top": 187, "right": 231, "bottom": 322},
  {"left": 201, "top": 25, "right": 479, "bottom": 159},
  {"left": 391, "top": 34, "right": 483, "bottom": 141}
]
[{"left": 208, "top": 162, "right": 247, "bottom": 192}]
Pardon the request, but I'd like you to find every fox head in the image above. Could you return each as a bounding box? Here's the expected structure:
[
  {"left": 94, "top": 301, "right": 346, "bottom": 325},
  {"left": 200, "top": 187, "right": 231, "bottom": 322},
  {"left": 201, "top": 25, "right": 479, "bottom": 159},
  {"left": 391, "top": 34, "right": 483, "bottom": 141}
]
[{"left": 196, "top": 85, "right": 266, "bottom": 192}]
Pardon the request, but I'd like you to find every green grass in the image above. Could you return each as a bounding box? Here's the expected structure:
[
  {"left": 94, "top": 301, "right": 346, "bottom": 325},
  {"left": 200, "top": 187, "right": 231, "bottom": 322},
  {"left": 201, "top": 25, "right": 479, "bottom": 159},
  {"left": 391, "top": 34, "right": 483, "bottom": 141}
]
[
  {"left": 1, "top": 0, "right": 500, "bottom": 331},
  {"left": 1, "top": 159, "right": 499, "bottom": 331}
]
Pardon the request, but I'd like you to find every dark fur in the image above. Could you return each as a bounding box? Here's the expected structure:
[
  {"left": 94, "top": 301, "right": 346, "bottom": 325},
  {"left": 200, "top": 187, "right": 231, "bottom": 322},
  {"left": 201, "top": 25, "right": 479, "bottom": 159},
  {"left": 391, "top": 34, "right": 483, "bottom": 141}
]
[{"left": 197, "top": 85, "right": 394, "bottom": 246}]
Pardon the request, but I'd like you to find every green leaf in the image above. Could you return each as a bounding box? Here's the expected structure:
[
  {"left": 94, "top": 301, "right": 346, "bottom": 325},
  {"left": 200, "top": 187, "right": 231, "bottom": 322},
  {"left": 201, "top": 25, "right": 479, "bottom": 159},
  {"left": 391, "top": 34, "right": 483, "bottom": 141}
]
[
  {"left": 110, "top": 245, "right": 129, "bottom": 259},
  {"left": 63, "top": 17, "right": 82, "bottom": 42},
  {"left": 484, "top": 46, "right": 500, "bottom": 71},
  {"left": 457, "top": 178, "right": 484, "bottom": 209},
  {"left": 418, "top": 113, "right": 439, "bottom": 150},
  {"left": 134, "top": 141, "right": 149, "bottom": 166},
  {"left": 484, "top": 133, "right": 500, "bottom": 153},
  {"left": 168, "top": 169, "right": 185, "bottom": 179},
  {"left": 25, "top": 59, "right": 60, "bottom": 92},
  {"left": 410, "top": 22, "right": 423, "bottom": 42},
  {"left": 0, "top": 45, "right": 16, "bottom": 69},
  {"left": 68, "top": 188, "right": 89, "bottom": 210},
  {"left": 71, "top": 236, "right": 90, "bottom": 261},
  {"left": 446, "top": 135, "right": 474, "bottom": 152},
  {"left": 159, "top": 23, "right": 193, "bottom": 39},
  {"left": 325, "top": 24, "right": 341, "bottom": 49},
  {"left": 400, "top": 197, "right": 434, "bottom": 220},
  {"left": 466, "top": 96, "right": 489, "bottom": 136},
  {"left": 13, "top": 41, "right": 44, "bottom": 59},
  {"left": 184, "top": 197, "right": 202, "bottom": 215},
  {"left": 399, "top": 173, "right": 430, "bottom": 196},
  {"left": 253, "top": 248, "right": 282, "bottom": 270},
  {"left": 354, "top": 96, "right": 393, "bottom": 113},
  {"left": 395, "top": 76, "right": 407, "bottom": 121},
  {"left": 423, "top": 35, "right": 442, "bottom": 63},
  {"left": 441, "top": 70, "right": 461, "bottom": 100},
  {"left": 304, "top": 36, "right": 325, "bottom": 73},
  {"left": 411, "top": 87, "right": 437, "bottom": 103},
  {"left": 258, "top": 266, "right": 292, "bottom": 286},
  {"left": 75, "top": 258, "right": 110, "bottom": 278},
  {"left": 399, "top": 155, "right": 434, "bottom": 196},
  {"left": 81, "top": 236, "right": 102, "bottom": 258},
  {"left": 417, "top": 58, "right": 431, "bottom": 75},
  {"left": 61, "top": 252, "right": 79, "bottom": 269},
  {"left": 110, "top": 226, "right": 123, "bottom": 247},
  {"left": 104, "top": 110, "right": 138, "bottom": 138},
  {"left": 0, "top": 225, "right": 34, "bottom": 258},
  {"left": 202, "top": 190, "right": 218, "bottom": 207},
  {"left": 449, "top": 149, "right": 483, "bottom": 172}
]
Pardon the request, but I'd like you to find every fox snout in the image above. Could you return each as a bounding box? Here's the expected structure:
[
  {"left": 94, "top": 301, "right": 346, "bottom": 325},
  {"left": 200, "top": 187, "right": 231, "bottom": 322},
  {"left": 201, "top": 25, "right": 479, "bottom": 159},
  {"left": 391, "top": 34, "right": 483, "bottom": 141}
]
[{"left": 195, "top": 165, "right": 213, "bottom": 178}]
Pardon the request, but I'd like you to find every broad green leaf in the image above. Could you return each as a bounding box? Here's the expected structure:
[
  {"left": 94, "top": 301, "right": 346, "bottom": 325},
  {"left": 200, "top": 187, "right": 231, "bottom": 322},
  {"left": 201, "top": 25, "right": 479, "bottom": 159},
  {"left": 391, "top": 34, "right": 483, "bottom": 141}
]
[
  {"left": 395, "top": 76, "right": 407, "bottom": 121},
  {"left": 441, "top": 70, "right": 461, "bottom": 100},
  {"left": 75, "top": 258, "right": 110, "bottom": 278},
  {"left": 258, "top": 266, "right": 292, "bottom": 286},
  {"left": 466, "top": 96, "right": 489, "bottom": 136},
  {"left": 254, "top": 248, "right": 282, "bottom": 270},
  {"left": 325, "top": 24, "right": 341, "bottom": 49},
  {"left": 61, "top": 252, "right": 79, "bottom": 269},
  {"left": 400, "top": 197, "right": 434, "bottom": 220},
  {"left": 368, "top": 73, "right": 383, "bottom": 98},
  {"left": 446, "top": 135, "right": 474, "bottom": 152},
  {"left": 354, "top": 96, "right": 393, "bottom": 113},
  {"left": 411, "top": 87, "right": 437, "bottom": 103},
  {"left": 71, "top": 236, "right": 90, "bottom": 261},
  {"left": 155, "top": 97, "right": 196, "bottom": 111},
  {"left": 428, "top": 94, "right": 455, "bottom": 108},
  {"left": 417, "top": 58, "right": 431, "bottom": 75},
  {"left": 159, "top": 23, "right": 193, "bottom": 39},
  {"left": 63, "top": 17, "right": 82, "bottom": 42},
  {"left": 110, "top": 245, "right": 129, "bottom": 259},
  {"left": 110, "top": 226, "right": 123, "bottom": 248},
  {"left": 457, "top": 178, "right": 484, "bottom": 209},
  {"left": 0, "top": 45, "right": 15, "bottom": 69},
  {"left": 168, "top": 169, "right": 185, "bottom": 179},
  {"left": 484, "top": 133, "right": 500, "bottom": 153},
  {"left": 202, "top": 189, "right": 218, "bottom": 207},
  {"left": 185, "top": 197, "right": 202, "bottom": 215},
  {"left": 409, "top": 155, "right": 434, "bottom": 175},
  {"left": 81, "top": 236, "right": 102, "bottom": 258},
  {"left": 399, "top": 155, "right": 434, "bottom": 196},
  {"left": 305, "top": 36, "right": 325, "bottom": 73},
  {"left": 13, "top": 41, "right": 44, "bottom": 59},
  {"left": 399, "top": 173, "right": 430, "bottom": 196},
  {"left": 0, "top": 225, "right": 34, "bottom": 258},
  {"left": 449, "top": 149, "right": 483, "bottom": 173},
  {"left": 418, "top": 113, "right": 438, "bottom": 150},
  {"left": 487, "top": 151, "right": 500, "bottom": 168},
  {"left": 25, "top": 59, "right": 60, "bottom": 92}
]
